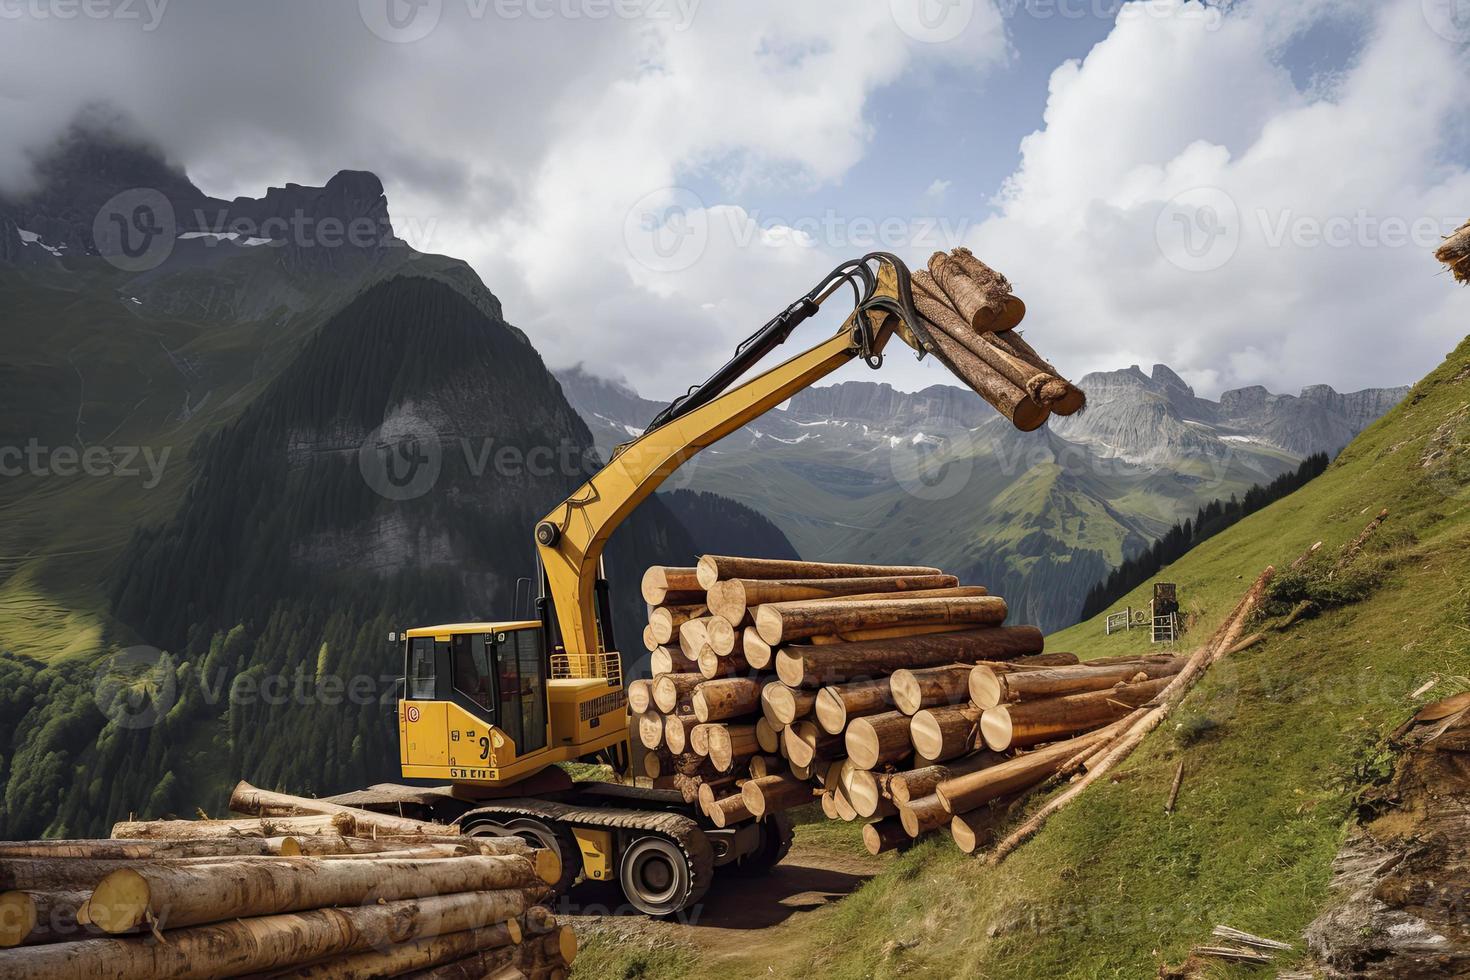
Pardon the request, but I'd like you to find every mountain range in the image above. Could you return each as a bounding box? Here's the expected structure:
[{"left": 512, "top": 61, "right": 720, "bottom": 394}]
[{"left": 557, "top": 362, "right": 1408, "bottom": 631}]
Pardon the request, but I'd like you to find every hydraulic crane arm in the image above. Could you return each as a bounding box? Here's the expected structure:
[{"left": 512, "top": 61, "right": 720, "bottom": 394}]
[{"left": 534, "top": 254, "right": 936, "bottom": 667}]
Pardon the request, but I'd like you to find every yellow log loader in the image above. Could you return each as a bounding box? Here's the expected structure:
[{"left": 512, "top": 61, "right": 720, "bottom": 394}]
[{"left": 343, "top": 253, "right": 1020, "bottom": 915}]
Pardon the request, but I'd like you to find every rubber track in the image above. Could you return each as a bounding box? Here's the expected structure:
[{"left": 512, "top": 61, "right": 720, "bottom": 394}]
[{"left": 459, "top": 798, "right": 716, "bottom": 908}]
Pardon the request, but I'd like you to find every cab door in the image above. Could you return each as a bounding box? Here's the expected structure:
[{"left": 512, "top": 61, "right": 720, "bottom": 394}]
[{"left": 488, "top": 628, "right": 548, "bottom": 754}]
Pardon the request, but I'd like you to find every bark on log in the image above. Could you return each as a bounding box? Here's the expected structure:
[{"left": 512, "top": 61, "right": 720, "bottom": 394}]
[
  {"left": 756, "top": 596, "right": 1008, "bottom": 646},
  {"left": 739, "top": 776, "right": 813, "bottom": 818},
  {"left": 0, "top": 890, "right": 543, "bottom": 980},
  {"left": 0, "top": 839, "right": 280, "bottom": 860},
  {"left": 862, "top": 818, "right": 910, "bottom": 855},
  {"left": 692, "top": 678, "right": 763, "bottom": 722},
  {"left": 898, "top": 794, "right": 951, "bottom": 838},
  {"left": 889, "top": 665, "right": 973, "bottom": 716},
  {"left": 648, "top": 604, "right": 708, "bottom": 645},
  {"left": 888, "top": 753, "right": 1004, "bottom": 805},
  {"left": 926, "top": 253, "right": 1005, "bottom": 332},
  {"left": 88, "top": 855, "right": 551, "bottom": 934},
  {"left": 641, "top": 566, "right": 704, "bottom": 606},
  {"left": 971, "top": 658, "right": 1183, "bottom": 709},
  {"left": 979, "top": 677, "right": 1171, "bottom": 751},
  {"left": 845, "top": 711, "right": 914, "bottom": 770},
  {"left": 663, "top": 713, "right": 699, "bottom": 755},
  {"left": 761, "top": 684, "right": 817, "bottom": 727},
  {"left": 778, "top": 627, "right": 1044, "bottom": 689},
  {"left": 626, "top": 679, "right": 653, "bottom": 715},
  {"left": 264, "top": 922, "right": 521, "bottom": 980},
  {"left": 702, "top": 791, "right": 754, "bottom": 829},
  {"left": 950, "top": 807, "right": 1008, "bottom": 855},
  {"left": 809, "top": 623, "right": 975, "bottom": 646},
  {"left": 111, "top": 816, "right": 348, "bottom": 841},
  {"left": 942, "top": 248, "right": 1022, "bottom": 331},
  {"left": 781, "top": 721, "right": 844, "bottom": 768},
  {"left": 652, "top": 673, "right": 703, "bottom": 714},
  {"left": 706, "top": 574, "right": 958, "bottom": 623},
  {"left": 936, "top": 729, "right": 1112, "bottom": 813},
  {"left": 696, "top": 556, "right": 942, "bottom": 590},
  {"left": 908, "top": 705, "right": 984, "bottom": 761},
  {"left": 229, "top": 783, "right": 454, "bottom": 837},
  {"left": 814, "top": 678, "right": 895, "bottom": 734}
]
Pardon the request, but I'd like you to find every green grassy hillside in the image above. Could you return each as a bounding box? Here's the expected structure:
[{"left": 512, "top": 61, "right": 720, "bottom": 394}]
[{"left": 579, "top": 335, "right": 1470, "bottom": 979}]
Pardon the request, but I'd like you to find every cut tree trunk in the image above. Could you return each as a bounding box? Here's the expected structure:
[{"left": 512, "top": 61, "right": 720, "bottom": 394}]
[
  {"left": 898, "top": 794, "right": 951, "bottom": 838},
  {"left": 228, "top": 783, "right": 454, "bottom": 837},
  {"left": 889, "top": 664, "right": 973, "bottom": 715},
  {"left": 781, "top": 721, "right": 844, "bottom": 768},
  {"left": 641, "top": 566, "right": 705, "bottom": 606},
  {"left": 696, "top": 556, "right": 942, "bottom": 590},
  {"left": 761, "top": 684, "right": 817, "bottom": 726},
  {"left": 705, "top": 617, "right": 738, "bottom": 657},
  {"left": 950, "top": 806, "right": 1008, "bottom": 855},
  {"left": 0, "top": 839, "right": 280, "bottom": 860},
  {"left": 908, "top": 705, "right": 984, "bottom": 761},
  {"left": 970, "top": 658, "right": 1184, "bottom": 708},
  {"left": 739, "top": 775, "right": 813, "bottom": 818},
  {"left": 743, "top": 628, "right": 774, "bottom": 670},
  {"left": 696, "top": 648, "right": 744, "bottom": 680},
  {"left": 88, "top": 855, "right": 550, "bottom": 934},
  {"left": 706, "top": 724, "right": 759, "bottom": 772},
  {"left": 111, "top": 815, "right": 347, "bottom": 841},
  {"left": 648, "top": 604, "right": 708, "bottom": 645},
  {"left": 910, "top": 301, "right": 1049, "bottom": 432},
  {"left": 689, "top": 724, "right": 716, "bottom": 757},
  {"left": 845, "top": 711, "right": 914, "bottom": 770},
  {"left": 663, "top": 713, "right": 699, "bottom": 755},
  {"left": 626, "top": 679, "right": 653, "bottom": 715},
  {"left": 814, "top": 678, "right": 895, "bottom": 734},
  {"left": 652, "top": 673, "right": 703, "bottom": 714},
  {"left": 755, "top": 717, "right": 781, "bottom": 754},
  {"left": 756, "top": 595, "right": 1008, "bottom": 645},
  {"left": 809, "top": 623, "right": 974, "bottom": 646},
  {"left": 777, "top": 627, "right": 1045, "bottom": 688},
  {"left": 265, "top": 921, "right": 521, "bottom": 980},
  {"left": 0, "top": 890, "right": 542, "bottom": 980},
  {"left": 649, "top": 647, "right": 676, "bottom": 677},
  {"left": 979, "top": 677, "right": 1171, "bottom": 751},
  {"left": 936, "top": 730, "right": 1112, "bottom": 813},
  {"left": 748, "top": 755, "right": 784, "bottom": 779},
  {"left": 862, "top": 818, "right": 909, "bottom": 855},
  {"left": 637, "top": 711, "right": 666, "bottom": 750},
  {"left": 887, "top": 753, "right": 1004, "bottom": 805},
  {"left": 706, "top": 574, "right": 958, "bottom": 623},
  {"left": 678, "top": 618, "right": 713, "bottom": 661},
  {"left": 0, "top": 888, "right": 90, "bottom": 947},
  {"left": 692, "top": 678, "right": 763, "bottom": 722}
]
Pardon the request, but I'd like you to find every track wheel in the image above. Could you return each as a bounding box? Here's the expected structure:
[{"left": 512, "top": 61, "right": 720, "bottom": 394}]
[
  {"left": 466, "top": 818, "right": 580, "bottom": 894},
  {"left": 619, "top": 835, "right": 706, "bottom": 917}
]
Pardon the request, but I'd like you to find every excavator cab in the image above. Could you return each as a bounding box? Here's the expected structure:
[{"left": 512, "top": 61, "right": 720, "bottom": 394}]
[{"left": 397, "top": 621, "right": 629, "bottom": 785}]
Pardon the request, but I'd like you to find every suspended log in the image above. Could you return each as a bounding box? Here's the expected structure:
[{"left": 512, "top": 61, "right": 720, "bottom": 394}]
[
  {"left": 756, "top": 595, "right": 1007, "bottom": 646},
  {"left": 663, "top": 712, "right": 699, "bottom": 755},
  {"left": 887, "top": 753, "right": 1004, "bottom": 805},
  {"left": 705, "top": 617, "right": 739, "bottom": 656},
  {"left": 0, "top": 888, "right": 90, "bottom": 948},
  {"left": 743, "top": 628, "right": 775, "bottom": 670},
  {"left": 979, "top": 677, "right": 1171, "bottom": 751},
  {"left": 862, "top": 818, "right": 910, "bottom": 855},
  {"left": 88, "top": 855, "right": 552, "bottom": 934},
  {"left": 814, "top": 678, "right": 895, "bottom": 734},
  {"left": 936, "top": 730, "right": 1113, "bottom": 813},
  {"left": 228, "top": 783, "right": 454, "bottom": 836},
  {"left": 739, "top": 775, "right": 813, "bottom": 818},
  {"left": 909, "top": 705, "right": 984, "bottom": 761},
  {"left": 970, "top": 658, "right": 1184, "bottom": 709},
  {"left": 889, "top": 664, "right": 973, "bottom": 715},
  {"left": 845, "top": 711, "right": 914, "bottom": 770},
  {"left": 678, "top": 618, "right": 713, "bottom": 661},
  {"left": 938, "top": 248, "right": 1023, "bottom": 332},
  {"left": 696, "top": 556, "right": 942, "bottom": 590},
  {"left": 696, "top": 647, "right": 745, "bottom": 680},
  {"left": 777, "top": 627, "right": 1044, "bottom": 688},
  {"left": 692, "top": 678, "right": 763, "bottom": 722},
  {"left": 652, "top": 673, "right": 703, "bottom": 714},
  {"left": 263, "top": 921, "right": 521, "bottom": 980},
  {"left": 641, "top": 566, "right": 705, "bottom": 605},
  {"left": 897, "top": 794, "right": 951, "bottom": 838},
  {"left": 706, "top": 724, "right": 759, "bottom": 772},
  {"left": 626, "top": 680, "right": 653, "bottom": 715},
  {"left": 706, "top": 574, "right": 959, "bottom": 623},
  {"left": 761, "top": 684, "right": 817, "bottom": 727},
  {"left": 648, "top": 604, "right": 709, "bottom": 645},
  {"left": 0, "top": 890, "right": 542, "bottom": 980},
  {"left": 781, "top": 721, "right": 844, "bottom": 768},
  {"left": 637, "top": 711, "right": 666, "bottom": 750}
]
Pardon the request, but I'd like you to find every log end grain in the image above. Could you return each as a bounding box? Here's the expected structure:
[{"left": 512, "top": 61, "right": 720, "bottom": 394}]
[
  {"left": 87, "top": 868, "right": 148, "bottom": 934},
  {"left": 980, "top": 706, "right": 1013, "bottom": 752},
  {"left": 969, "top": 666, "right": 1003, "bottom": 709},
  {"left": 814, "top": 687, "right": 848, "bottom": 735}
]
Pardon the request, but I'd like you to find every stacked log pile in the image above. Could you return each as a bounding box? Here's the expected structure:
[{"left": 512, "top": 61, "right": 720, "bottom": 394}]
[
  {"left": 908, "top": 248, "right": 1085, "bottom": 432},
  {"left": 0, "top": 786, "right": 574, "bottom": 980},
  {"left": 637, "top": 555, "right": 1186, "bottom": 856}
]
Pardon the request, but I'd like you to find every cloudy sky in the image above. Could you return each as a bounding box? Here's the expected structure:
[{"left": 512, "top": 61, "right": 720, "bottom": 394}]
[{"left": 2, "top": 0, "right": 1468, "bottom": 400}]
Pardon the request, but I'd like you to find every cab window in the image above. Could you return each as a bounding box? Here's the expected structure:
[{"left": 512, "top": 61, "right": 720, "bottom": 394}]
[
  {"left": 452, "top": 634, "right": 495, "bottom": 713},
  {"left": 407, "top": 637, "right": 436, "bottom": 700}
]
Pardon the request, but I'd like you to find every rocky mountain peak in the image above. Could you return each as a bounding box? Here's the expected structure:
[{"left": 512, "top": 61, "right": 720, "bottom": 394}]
[{"left": 1150, "top": 363, "right": 1194, "bottom": 394}]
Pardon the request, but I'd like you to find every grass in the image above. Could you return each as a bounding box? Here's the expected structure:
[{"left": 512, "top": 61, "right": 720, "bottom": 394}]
[{"left": 580, "top": 336, "right": 1470, "bottom": 979}]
